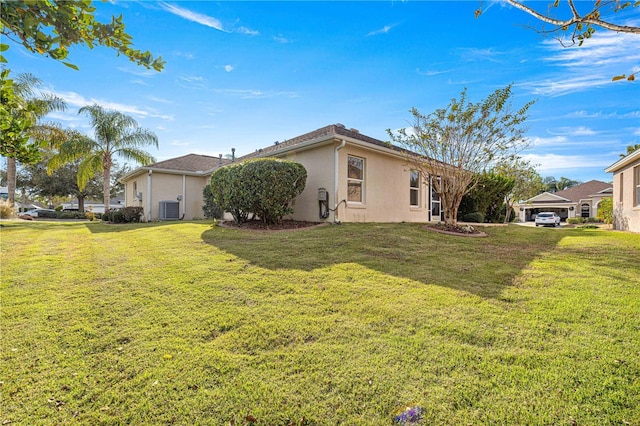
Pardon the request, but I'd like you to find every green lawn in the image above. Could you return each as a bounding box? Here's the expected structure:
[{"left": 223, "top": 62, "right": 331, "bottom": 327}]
[{"left": 1, "top": 221, "right": 639, "bottom": 425}]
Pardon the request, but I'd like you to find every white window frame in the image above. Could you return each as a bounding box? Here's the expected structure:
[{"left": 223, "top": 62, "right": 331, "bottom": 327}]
[
  {"left": 347, "top": 155, "right": 365, "bottom": 204},
  {"left": 409, "top": 170, "right": 420, "bottom": 208}
]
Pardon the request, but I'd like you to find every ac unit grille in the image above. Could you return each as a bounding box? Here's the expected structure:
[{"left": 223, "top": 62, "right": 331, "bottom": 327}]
[{"left": 159, "top": 201, "right": 180, "bottom": 220}]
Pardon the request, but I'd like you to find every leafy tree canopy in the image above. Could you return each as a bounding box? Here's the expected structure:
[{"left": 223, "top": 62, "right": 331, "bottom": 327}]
[
  {"left": 388, "top": 85, "right": 535, "bottom": 227},
  {"left": 0, "top": 0, "right": 164, "bottom": 71}
]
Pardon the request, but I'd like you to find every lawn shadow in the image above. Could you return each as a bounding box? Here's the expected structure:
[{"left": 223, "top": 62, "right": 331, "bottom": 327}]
[{"left": 201, "top": 223, "right": 569, "bottom": 299}]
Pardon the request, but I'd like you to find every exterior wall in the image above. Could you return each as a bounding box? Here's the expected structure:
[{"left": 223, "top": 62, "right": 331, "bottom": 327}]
[
  {"left": 335, "top": 144, "right": 431, "bottom": 223},
  {"left": 282, "top": 143, "right": 336, "bottom": 222},
  {"left": 612, "top": 159, "right": 640, "bottom": 232},
  {"left": 275, "top": 141, "right": 434, "bottom": 223},
  {"left": 124, "top": 171, "right": 210, "bottom": 221}
]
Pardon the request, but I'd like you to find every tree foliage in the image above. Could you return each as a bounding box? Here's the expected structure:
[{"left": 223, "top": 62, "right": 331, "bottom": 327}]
[
  {"left": 494, "top": 158, "right": 546, "bottom": 222},
  {"left": 1, "top": 71, "right": 66, "bottom": 204},
  {"left": 202, "top": 184, "right": 224, "bottom": 220},
  {"left": 22, "top": 153, "right": 102, "bottom": 212},
  {"left": 0, "top": 0, "right": 164, "bottom": 71},
  {"left": 597, "top": 196, "right": 613, "bottom": 224},
  {"left": 458, "top": 172, "right": 515, "bottom": 223},
  {"left": 50, "top": 104, "right": 157, "bottom": 210},
  {"left": 619, "top": 144, "right": 640, "bottom": 158},
  {"left": 210, "top": 159, "right": 307, "bottom": 225},
  {"left": 388, "top": 85, "right": 535, "bottom": 227}
]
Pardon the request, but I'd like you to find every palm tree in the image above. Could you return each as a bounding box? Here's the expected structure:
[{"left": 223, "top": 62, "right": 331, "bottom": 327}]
[
  {"left": 1, "top": 73, "right": 66, "bottom": 206},
  {"left": 51, "top": 104, "right": 158, "bottom": 211},
  {"left": 619, "top": 144, "right": 640, "bottom": 158}
]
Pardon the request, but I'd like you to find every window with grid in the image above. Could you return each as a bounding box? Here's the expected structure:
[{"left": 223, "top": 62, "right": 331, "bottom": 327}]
[
  {"left": 410, "top": 170, "right": 420, "bottom": 207},
  {"left": 347, "top": 155, "right": 364, "bottom": 203}
]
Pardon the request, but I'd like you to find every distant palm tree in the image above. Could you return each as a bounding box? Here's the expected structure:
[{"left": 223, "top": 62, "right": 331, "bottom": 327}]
[
  {"left": 619, "top": 144, "right": 640, "bottom": 158},
  {"left": 2, "top": 73, "right": 66, "bottom": 205},
  {"left": 51, "top": 104, "right": 158, "bottom": 211}
]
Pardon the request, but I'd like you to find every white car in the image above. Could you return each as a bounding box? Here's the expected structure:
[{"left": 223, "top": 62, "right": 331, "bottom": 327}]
[
  {"left": 22, "top": 208, "right": 56, "bottom": 218},
  {"left": 535, "top": 212, "right": 561, "bottom": 227}
]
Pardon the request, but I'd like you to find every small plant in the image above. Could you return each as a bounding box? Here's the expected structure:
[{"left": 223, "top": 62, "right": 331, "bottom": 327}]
[
  {"left": 578, "top": 224, "right": 600, "bottom": 229},
  {"left": 0, "top": 200, "right": 15, "bottom": 219},
  {"left": 394, "top": 405, "right": 423, "bottom": 425},
  {"left": 85, "top": 212, "right": 96, "bottom": 221}
]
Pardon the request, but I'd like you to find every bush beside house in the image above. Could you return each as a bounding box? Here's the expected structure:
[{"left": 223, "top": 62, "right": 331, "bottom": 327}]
[{"left": 210, "top": 159, "right": 307, "bottom": 225}]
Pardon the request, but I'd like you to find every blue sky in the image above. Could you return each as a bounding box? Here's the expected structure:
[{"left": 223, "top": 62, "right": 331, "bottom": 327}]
[{"left": 5, "top": 1, "right": 640, "bottom": 183}]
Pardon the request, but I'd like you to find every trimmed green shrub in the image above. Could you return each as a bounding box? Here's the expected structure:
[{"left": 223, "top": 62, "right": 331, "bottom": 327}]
[
  {"left": 585, "top": 217, "right": 601, "bottom": 223},
  {"left": 241, "top": 159, "right": 307, "bottom": 224},
  {"left": 202, "top": 184, "right": 223, "bottom": 219},
  {"left": 56, "top": 211, "right": 85, "bottom": 219},
  {"left": 567, "top": 217, "right": 585, "bottom": 225},
  {"left": 210, "top": 159, "right": 307, "bottom": 225},
  {"left": 122, "top": 207, "right": 144, "bottom": 223},
  {"left": 38, "top": 209, "right": 58, "bottom": 219},
  {"left": 210, "top": 163, "right": 252, "bottom": 224},
  {"left": 461, "top": 212, "right": 485, "bottom": 223},
  {"left": 102, "top": 208, "right": 142, "bottom": 223}
]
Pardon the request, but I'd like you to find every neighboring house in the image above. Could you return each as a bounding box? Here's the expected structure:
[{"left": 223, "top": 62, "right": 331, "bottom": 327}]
[
  {"left": 120, "top": 154, "right": 232, "bottom": 221},
  {"left": 516, "top": 180, "right": 612, "bottom": 222},
  {"left": 121, "top": 124, "right": 445, "bottom": 223},
  {"left": 605, "top": 148, "right": 640, "bottom": 232}
]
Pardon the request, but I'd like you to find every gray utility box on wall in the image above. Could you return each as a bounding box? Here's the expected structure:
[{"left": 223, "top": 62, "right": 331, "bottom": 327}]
[{"left": 159, "top": 201, "right": 180, "bottom": 220}]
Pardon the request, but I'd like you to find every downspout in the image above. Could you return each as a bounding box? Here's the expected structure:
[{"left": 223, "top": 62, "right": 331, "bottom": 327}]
[
  {"left": 147, "top": 170, "right": 152, "bottom": 222},
  {"left": 181, "top": 174, "right": 187, "bottom": 220},
  {"left": 334, "top": 139, "right": 346, "bottom": 223}
]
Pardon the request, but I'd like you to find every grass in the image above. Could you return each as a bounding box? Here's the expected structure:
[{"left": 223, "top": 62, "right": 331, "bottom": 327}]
[{"left": 1, "top": 221, "right": 639, "bottom": 425}]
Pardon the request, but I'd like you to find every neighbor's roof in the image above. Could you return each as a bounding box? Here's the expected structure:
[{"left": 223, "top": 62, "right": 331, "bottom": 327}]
[
  {"left": 553, "top": 180, "right": 612, "bottom": 202},
  {"left": 120, "top": 154, "right": 232, "bottom": 182},
  {"left": 145, "top": 153, "right": 230, "bottom": 172},
  {"left": 239, "top": 123, "right": 403, "bottom": 160}
]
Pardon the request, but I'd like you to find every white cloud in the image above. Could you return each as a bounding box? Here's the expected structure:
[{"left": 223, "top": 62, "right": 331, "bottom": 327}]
[
  {"left": 213, "top": 88, "right": 299, "bottom": 99},
  {"left": 170, "top": 140, "right": 191, "bottom": 147},
  {"left": 237, "top": 26, "right": 259, "bottom": 36},
  {"left": 117, "top": 67, "right": 156, "bottom": 77},
  {"left": 51, "top": 90, "right": 175, "bottom": 121},
  {"left": 273, "top": 35, "right": 290, "bottom": 44},
  {"left": 548, "top": 126, "right": 597, "bottom": 136},
  {"left": 174, "top": 51, "right": 195, "bottom": 60},
  {"left": 160, "top": 2, "right": 228, "bottom": 32},
  {"left": 415, "top": 68, "right": 451, "bottom": 77},
  {"left": 521, "top": 30, "right": 640, "bottom": 96},
  {"left": 224, "top": 65, "right": 234, "bottom": 73},
  {"left": 367, "top": 25, "right": 394, "bottom": 36},
  {"left": 526, "top": 135, "right": 568, "bottom": 147},
  {"left": 521, "top": 153, "right": 614, "bottom": 172}
]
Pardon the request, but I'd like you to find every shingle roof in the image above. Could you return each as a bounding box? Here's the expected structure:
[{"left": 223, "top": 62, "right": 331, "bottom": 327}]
[
  {"left": 147, "top": 153, "right": 230, "bottom": 172},
  {"left": 553, "top": 180, "right": 612, "bottom": 202},
  {"left": 238, "top": 123, "right": 401, "bottom": 160}
]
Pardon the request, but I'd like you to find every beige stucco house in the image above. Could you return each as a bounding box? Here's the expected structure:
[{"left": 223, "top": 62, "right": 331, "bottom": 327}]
[
  {"left": 121, "top": 124, "right": 445, "bottom": 223},
  {"left": 516, "top": 180, "right": 612, "bottom": 222},
  {"left": 120, "top": 154, "right": 231, "bottom": 222},
  {"left": 605, "top": 148, "right": 640, "bottom": 232}
]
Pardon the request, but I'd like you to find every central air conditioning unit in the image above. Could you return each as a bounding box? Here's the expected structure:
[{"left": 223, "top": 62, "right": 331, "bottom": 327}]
[{"left": 159, "top": 200, "right": 180, "bottom": 220}]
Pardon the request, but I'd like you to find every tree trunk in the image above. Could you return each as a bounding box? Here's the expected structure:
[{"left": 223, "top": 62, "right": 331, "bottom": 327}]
[
  {"left": 102, "top": 152, "right": 112, "bottom": 213},
  {"left": 78, "top": 195, "right": 85, "bottom": 212},
  {"left": 6, "top": 157, "right": 16, "bottom": 206},
  {"left": 103, "top": 165, "right": 111, "bottom": 213}
]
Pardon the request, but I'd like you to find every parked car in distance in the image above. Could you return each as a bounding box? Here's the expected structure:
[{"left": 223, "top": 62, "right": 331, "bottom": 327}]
[
  {"left": 22, "top": 208, "right": 56, "bottom": 218},
  {"left": 535, "top": 212, "right": 561, "bottom": 227}
]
